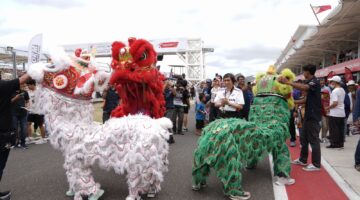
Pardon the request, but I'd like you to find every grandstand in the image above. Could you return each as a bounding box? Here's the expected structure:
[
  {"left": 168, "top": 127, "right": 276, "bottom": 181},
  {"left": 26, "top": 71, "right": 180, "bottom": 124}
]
[{"left": 275, "top": 0, "right": 360, "bottom": 81}]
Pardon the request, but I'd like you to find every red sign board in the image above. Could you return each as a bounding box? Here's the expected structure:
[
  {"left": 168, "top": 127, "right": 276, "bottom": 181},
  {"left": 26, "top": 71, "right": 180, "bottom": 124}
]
[{"left": 159, "top": 42, "right": 179, "bottom": 48}]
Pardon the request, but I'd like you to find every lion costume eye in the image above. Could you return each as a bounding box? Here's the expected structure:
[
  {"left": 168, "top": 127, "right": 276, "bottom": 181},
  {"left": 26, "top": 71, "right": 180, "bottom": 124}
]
[
  {"left": 120, "top": 48, "right": 126, "bottom": 55},
  {"left": 140, "top": 52, "right": 147, "bottom": 61}
]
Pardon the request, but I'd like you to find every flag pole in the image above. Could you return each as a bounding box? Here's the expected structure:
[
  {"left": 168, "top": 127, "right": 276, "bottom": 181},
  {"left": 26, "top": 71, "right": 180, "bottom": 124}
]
[{"left": 310, "top": 4, "right": 321, "bottom": 25}]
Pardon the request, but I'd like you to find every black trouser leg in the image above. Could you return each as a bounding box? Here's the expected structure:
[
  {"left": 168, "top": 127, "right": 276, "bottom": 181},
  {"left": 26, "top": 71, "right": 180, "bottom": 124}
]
[
  {"left": 176, "top": 107, "right": 184, "bottom": 134},
  {"left": 209, "top": 104, "right": 218, "bottom": 122},
  {"left": 173, "top": 107, "right": 178, "bottom": 133},
  {"left": 289, "top": 110, "right": 296, "bottom": 142},
  {"left": 299, "top": 121, "right": 309, "bottom": 164},
  {"left": 102, "top": 112, "right": 110, "bottom": 123},
  {"left": 165, "top": 108, "right": 176, "bottom": 133},
  {"left": 0, "top": 148, "right": 10, "bottom": 182},
  {"left": 307, "top": 121, "right": 321, "bottom": 167},
  {"left": 300, "top": 120, "right": 321, "bottom": 167},
  {"left": 355, "top": 138, "right": 360, "bottom": 165},
  {"left": 339, "top": 118, "right": 345, "bottom": 146},
  {"left": 329, "top": 116, "right": 345, "bottom": 147}
]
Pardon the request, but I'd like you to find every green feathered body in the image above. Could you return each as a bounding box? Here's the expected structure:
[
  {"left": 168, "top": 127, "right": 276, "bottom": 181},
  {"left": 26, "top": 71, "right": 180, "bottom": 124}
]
[{"left": 192, "top": 96, "right": 291, "bottom": 196}]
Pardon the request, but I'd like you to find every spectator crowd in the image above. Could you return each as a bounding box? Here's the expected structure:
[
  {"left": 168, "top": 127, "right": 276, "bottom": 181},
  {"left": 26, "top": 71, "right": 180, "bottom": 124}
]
[{"left": 160, "top": 66, "right": 360, "bottom": 173}]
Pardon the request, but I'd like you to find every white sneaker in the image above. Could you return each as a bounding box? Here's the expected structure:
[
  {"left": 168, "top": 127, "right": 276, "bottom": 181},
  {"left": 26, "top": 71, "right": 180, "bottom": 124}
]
[
  {"left": 89, "top": 189, "right": 105, "bottom": 200},
  {"left": 275, "top": 177, "right": 295, "bottom": 186},
  {"left": 291, "top": 158, "right": 307, "bottom": 166},
  {"left": 35, "top": 138, "right": 47, "bottom": 145},
  {"left": 192, "top": 182, "right": 207, "bottom": 191},
  {"left": 192, "top": 184, "right": 201, "bottom": 191},
  {"left": 65, "top": 190, "right": 75, "bottom": 197},
  {"left": 147, "top": 188, "right": 157, "bottom": 198},
  {"left": 302, "top": 164, "right": 321, "bottom": 172},
  {"left": 26, "top": 137, "right": 36, "bottom": 144},
  {"left": 229, "top": 192, "right": 251, "bottom": 200}
]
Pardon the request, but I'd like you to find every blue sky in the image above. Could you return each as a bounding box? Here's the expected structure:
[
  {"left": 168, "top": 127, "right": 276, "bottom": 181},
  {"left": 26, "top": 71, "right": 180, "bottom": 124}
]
[{"left": 0, "top": 0, "right": 339, "bottom": 78}]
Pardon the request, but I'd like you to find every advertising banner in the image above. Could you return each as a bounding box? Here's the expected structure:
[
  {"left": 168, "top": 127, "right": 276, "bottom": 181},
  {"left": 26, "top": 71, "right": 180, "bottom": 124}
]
[{"left": 28, "top": 34, "right": 43, "bottom": 65}]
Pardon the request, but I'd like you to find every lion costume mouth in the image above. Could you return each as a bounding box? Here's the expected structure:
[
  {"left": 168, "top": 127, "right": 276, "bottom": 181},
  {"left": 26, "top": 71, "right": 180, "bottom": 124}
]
[{"left": 109, "top": 38, "right": 166, "bottom": 118}]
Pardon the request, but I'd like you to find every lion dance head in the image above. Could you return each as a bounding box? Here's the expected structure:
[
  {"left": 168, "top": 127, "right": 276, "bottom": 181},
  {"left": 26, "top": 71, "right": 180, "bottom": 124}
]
[
  {"left": 110, "top": 38, "right": 165, "bottom": 118},
  {"left": 253, "top": 65, "right": 296, "bottom": 109}
]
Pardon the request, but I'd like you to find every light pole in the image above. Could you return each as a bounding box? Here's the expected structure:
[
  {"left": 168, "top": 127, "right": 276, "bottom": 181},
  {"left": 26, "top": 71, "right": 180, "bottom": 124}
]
[{"left": 6, "top": 46, "right": 17, "bottom": 78}]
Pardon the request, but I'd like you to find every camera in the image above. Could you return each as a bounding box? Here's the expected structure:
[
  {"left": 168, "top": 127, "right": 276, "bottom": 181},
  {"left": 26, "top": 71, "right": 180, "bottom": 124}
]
[{"left": 176, "top": 84, "right": 184, "bottom": 92}]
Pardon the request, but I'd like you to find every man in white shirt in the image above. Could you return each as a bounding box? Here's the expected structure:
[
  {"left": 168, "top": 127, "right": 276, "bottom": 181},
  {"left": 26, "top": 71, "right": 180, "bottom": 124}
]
[
  {"left": 214, "top": 73, "right": 244, "bottom": 118},
  {"left": 326, "top": 76, "right": 346, "bottom": 148}
]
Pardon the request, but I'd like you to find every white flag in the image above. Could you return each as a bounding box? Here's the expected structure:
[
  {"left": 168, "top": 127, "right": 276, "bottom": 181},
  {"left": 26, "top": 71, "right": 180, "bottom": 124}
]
[{"left": 28, "top": 34, "right": 43, "bottom": 66}]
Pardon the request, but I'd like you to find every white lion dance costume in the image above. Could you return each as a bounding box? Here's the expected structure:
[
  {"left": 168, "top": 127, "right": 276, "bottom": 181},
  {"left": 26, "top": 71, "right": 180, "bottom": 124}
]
[{"left": 27, "top": 47, "right": 171, "bottom": 200}]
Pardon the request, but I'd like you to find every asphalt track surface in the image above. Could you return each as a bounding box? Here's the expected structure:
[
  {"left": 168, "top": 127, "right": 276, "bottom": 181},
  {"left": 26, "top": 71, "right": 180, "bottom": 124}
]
[{"left": 0, "top": 112, "right": 275, "bottom": 200}]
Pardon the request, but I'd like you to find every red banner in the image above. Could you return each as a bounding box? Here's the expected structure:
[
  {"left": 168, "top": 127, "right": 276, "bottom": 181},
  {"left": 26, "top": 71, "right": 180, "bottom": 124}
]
[
  {"left": 315, "top": 58, "right": 360, "bottom": 78},
  {"left": 344, "top": 67, "right": 353, "bottom": 82}
]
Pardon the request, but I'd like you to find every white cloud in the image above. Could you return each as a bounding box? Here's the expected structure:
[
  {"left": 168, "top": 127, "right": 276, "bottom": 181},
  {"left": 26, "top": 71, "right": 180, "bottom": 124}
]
[
  {"left": 0, "top": 0, "right": 339, "bottom": 78},
  {"left": 13, "top": 0, "right": 84, "bottom": 8}
]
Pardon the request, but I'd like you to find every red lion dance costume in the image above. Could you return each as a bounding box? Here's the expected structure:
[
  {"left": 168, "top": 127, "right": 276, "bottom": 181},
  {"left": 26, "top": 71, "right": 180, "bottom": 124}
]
[{"left": 109, "top": 37, "right": 165, "bottom": 118}]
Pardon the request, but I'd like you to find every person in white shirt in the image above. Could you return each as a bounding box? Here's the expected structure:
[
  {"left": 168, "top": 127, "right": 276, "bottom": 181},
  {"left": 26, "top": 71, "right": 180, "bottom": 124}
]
[
  {"left": 346, "top": 80, "right": 357, "bottom": 136},
  {"left": 326, "top": 76, "right": 346, "bottom": 148},
  {"left": 209, "top": 77, "right": 221, "bottom": 122},
  {"left": 214, "top": 73, "right": 244, "bottom": 118},
  {"left": 26, "top": 80, "right": 47, "bottom": 145}
]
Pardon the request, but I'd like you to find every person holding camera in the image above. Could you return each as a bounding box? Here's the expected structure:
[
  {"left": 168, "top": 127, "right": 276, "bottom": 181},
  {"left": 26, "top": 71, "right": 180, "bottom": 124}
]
[
  {"left": 173, "top": 81, "right": 189, "bottom": 135},
  {"left": 0, "top": 73, "right": 31, "bottom": 200},
  {"left": 163, "top": 80, "right": 176, "bottom": 143},
  {"left": 11, "top": 83, "right": 29, "bottom": 149}
]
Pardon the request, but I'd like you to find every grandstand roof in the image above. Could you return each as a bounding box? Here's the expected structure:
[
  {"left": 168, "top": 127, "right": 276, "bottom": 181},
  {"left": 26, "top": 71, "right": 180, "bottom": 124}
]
[{"left": 276, "top": 0, "right": 360, "bottom": 72}]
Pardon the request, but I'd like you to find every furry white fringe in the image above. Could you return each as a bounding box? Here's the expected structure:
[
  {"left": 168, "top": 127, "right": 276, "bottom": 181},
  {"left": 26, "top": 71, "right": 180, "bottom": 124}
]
[
  {"left": 27, "top": 62, "right": 45, "bottom": 82},
  {"left": 34, "top": 86, "right": 170, "bottom": 200}
]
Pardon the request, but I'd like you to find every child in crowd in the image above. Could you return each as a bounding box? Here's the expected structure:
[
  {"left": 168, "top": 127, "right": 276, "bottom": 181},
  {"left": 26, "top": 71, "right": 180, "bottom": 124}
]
[{"left": 196, "top": 93, "right": 207, "bottom": 136}]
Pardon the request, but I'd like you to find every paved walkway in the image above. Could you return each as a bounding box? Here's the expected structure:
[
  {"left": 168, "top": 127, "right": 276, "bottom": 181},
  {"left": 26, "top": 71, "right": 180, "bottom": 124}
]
[
  {"left": 321, "top": 135, "right": 360, "bottom": 199},
  {"left": 287, "top": 140, "right": 348, "bottom": 200}
]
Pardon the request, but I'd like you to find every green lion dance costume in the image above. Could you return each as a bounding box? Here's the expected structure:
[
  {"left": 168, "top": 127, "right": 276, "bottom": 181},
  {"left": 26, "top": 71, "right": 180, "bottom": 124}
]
[{"left": 192, "top": 66, "right": 296, "bottom": 200}]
